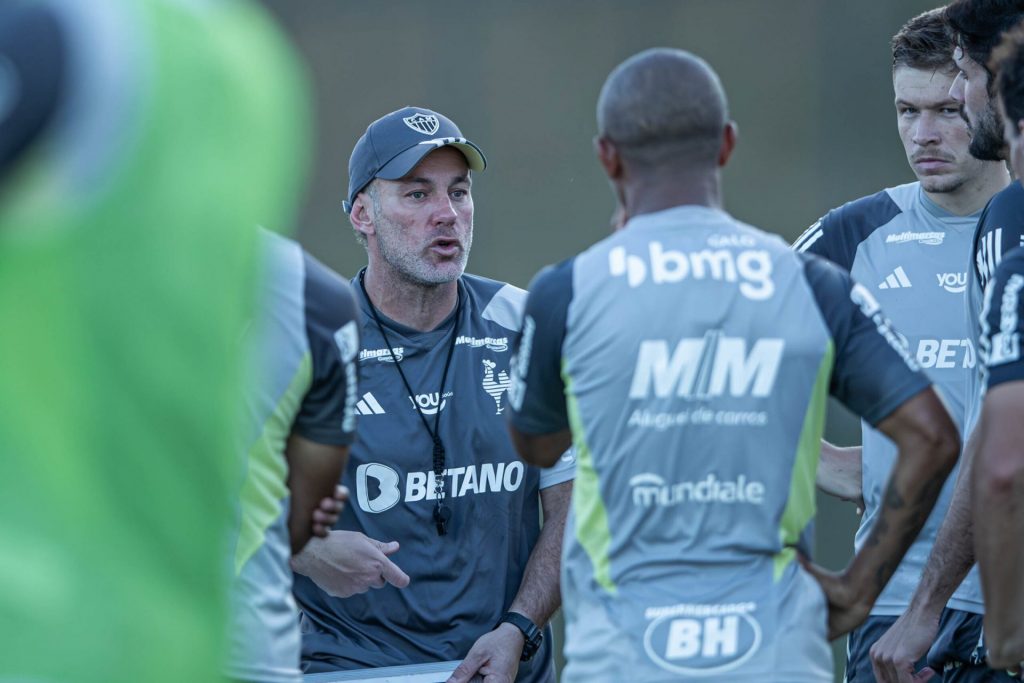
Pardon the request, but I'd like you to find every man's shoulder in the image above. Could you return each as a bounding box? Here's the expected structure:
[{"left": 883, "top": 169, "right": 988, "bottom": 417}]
[
  {"left": 980, "top": 182, "right": 1024, "bottom": 228},
  {"left": 826, "top": 185, "right": 908, "bottom": 231},
  {"left": 794, "top": 184, "right": 909, "bottom": 265},
  {"left": 462, "top": 273, "right": 527, "bottom": 332}
]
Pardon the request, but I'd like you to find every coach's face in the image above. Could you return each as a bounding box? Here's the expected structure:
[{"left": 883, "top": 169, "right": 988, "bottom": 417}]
[
  {"left": 894, "top": 66, "right": 983, "bottom": 194},
  {"left": 364, "top": 147, "right": 474, "bottom": 286},
  {"left": 951, "top": 46, "right": 1007, "bottom": 161}
]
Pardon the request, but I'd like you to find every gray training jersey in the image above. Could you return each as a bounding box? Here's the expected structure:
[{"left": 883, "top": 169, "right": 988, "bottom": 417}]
[
  {"left": 294, "top": 273, "right": 574, "bottom": 682},
  {"left": 229, "top": 231, "right": 359, "bottom": 683},
  {"left": 509, "top": 205, "right": 930, "bottom": 682},
  {"left": 795, "top": 182, "right": 982, "bottom": 614}
]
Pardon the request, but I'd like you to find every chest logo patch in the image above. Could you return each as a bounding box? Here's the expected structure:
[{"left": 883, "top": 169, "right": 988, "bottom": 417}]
[{"left": 482, "top": 359, "right": 511, "bottom": 414}]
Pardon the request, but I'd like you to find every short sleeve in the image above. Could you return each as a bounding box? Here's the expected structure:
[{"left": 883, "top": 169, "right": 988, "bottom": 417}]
[
  {"left": 538, "top": 448, "right": 576, "bottom": 488},
  {"left": 980, "top": 246, "right": 1024, "bottom": 391},
  {"left": 802, "top": 254, "right": 931, "bottom": 426},
  {"left": 792, "top": 190, "right": 900, "bottom": 271},
  {"left": 292, "top": 254, "right": 360, "bottom": 445},
  {"left": 508, "top": 257, "right": 574, "bottom": 435}
]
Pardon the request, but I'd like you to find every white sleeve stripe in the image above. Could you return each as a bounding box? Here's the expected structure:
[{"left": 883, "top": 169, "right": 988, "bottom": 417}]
[
  {"left": 795, "top": 229, "right": 824, "bottom": 253},
  {"left": 792, "top": 219, "right": 823, "bottom": 251}
]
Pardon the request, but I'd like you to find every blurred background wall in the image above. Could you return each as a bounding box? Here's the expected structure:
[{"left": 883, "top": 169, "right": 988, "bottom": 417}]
[{"left": 260, "top": 2, "right": 943, "bottom": 679}]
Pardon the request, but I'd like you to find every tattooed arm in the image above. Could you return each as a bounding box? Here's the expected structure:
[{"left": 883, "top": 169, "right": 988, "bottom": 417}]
[{"left": 803, "top": 388, "right": 960, "bottom": 640}]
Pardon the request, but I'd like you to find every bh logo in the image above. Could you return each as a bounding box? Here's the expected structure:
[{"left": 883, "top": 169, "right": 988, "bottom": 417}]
[{"left": 643, "top": 603, "right": 762, "bottom": 676}]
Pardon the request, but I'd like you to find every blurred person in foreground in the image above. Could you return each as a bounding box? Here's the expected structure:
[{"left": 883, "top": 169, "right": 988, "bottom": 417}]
[
  {"left": 866, "top": 2, "right": 1024, "bottom": 681},
  {"left": 291, "top": 107, "right": 574, "bottom": 683},
  {"left": 507, "top": 47, "right": 960, "bottom": 682},
  {"left": 794, "top": 9, "right": 1011, "bottom": 681},
  {"left": 0, "top": 0, "right": 311, "bottom": 681},
  {"left": 228, "top": 228, "right": 360, "bottom": 683}
]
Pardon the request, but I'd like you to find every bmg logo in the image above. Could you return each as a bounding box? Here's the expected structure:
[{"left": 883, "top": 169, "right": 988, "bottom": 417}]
[{"left": 608, "top": 241, "right": 775, "bottom": 300}]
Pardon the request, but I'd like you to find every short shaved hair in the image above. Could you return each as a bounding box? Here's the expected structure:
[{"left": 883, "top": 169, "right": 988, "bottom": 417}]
[{"left": 597, "top": 48, "right": 728, "bottom": 168}]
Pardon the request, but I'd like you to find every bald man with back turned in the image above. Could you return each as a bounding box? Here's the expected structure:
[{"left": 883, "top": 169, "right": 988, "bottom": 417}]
[{"left": 507, "top": 48, "right": 961, "bottom": 682}]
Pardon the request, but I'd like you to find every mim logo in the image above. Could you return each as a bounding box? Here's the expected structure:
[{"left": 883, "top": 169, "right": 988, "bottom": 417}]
[
  {"left": 608, "top": 242, "right": 775, "bottom": 300},
  {"left": 630, "top": 331, "right": 784, "bottom": 400}
]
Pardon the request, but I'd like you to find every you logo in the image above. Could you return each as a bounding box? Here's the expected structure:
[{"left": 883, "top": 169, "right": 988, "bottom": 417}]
[{"left": 408, "top": 391, "right": 453, "bottom": 415}]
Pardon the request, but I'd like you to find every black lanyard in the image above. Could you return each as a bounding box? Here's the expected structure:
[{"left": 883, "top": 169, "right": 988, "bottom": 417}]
[{"left": 358, "top": 270, "right": 461, "bottom": 536}]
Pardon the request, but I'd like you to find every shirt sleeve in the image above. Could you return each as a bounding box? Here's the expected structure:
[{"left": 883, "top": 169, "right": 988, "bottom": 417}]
[
  {"left": 802, "top": 253, "right": 931, "bottom": 426},
  {"left": 792, "top": 190, "right": 900, "bottom": 271},
  {"left": 538, "top": 448, "right": 576, "bottom": 488},
  {"left": 292, "top": 255, "right": 360, "bottom": 446},
  {"left": 508, "top": 257, "right": 575, "bottom": 436},
  {"left": 981, "top": 246, "right": 1024, "bottom": 391}
]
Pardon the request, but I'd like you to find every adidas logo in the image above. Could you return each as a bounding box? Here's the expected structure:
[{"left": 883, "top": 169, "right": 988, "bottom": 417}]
[
  {"left": 355, "top": 392, "right": 385, "bottom": 415},
  {"left": 879, "top": 266, "right": 912, "bottom": 290}
]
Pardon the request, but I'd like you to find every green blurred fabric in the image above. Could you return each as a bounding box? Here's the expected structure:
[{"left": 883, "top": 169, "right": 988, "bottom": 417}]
[{"left": 0, "top": 0, "right": 309, "bottom": 680}]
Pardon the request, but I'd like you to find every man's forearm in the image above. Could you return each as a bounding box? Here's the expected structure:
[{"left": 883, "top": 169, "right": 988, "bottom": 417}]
[
  {"left": 905, "top": 429, "right": 978, "bottom": 617},
  {"left": 845, "top": 390, "right": 959, "bottom": 609},
  {"left": 972, "top": 389, "right": 1024, "bottom": 667},
  {"left": 508, "top": 481, "right": 572, "bottom": 626}
]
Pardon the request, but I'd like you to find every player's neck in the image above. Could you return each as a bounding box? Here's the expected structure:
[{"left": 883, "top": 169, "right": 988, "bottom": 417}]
[
  {"left": 925, "top": 162, "right": 1011, "bottom": 216},
  {"left": 619, "top": 169, "right": 723, "bottom": 221},
  {"left": 362, "top": 262, "right": 459, "bottom": 333}
]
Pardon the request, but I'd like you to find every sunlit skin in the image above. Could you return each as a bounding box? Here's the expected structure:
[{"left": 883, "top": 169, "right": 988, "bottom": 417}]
[
  {"left": 895, "top": 67, "right": 990, "bottom": 207},
  {"left": 349, "top": 147, "right": 474, "bottom": 331},
  {"left": 364, "top": 147, "right": 474, "bottom": 286},
  {"left": 951, "top": 46, "right": 1008, "bottom": 161}
]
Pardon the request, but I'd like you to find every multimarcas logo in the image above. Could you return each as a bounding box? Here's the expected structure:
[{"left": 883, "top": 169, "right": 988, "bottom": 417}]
[{"left": 355, "top": 461, "right": 526, "bottom": 513}]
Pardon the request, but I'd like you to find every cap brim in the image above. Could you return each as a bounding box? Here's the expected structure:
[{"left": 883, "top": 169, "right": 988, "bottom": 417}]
[{"left": 376, "top": 139, "right": 487, "bottom": 180}]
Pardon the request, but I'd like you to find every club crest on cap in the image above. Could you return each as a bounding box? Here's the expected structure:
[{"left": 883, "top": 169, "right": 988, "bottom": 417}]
[{"left": 402, "top": 112, "right": 440, "bottom": 136}]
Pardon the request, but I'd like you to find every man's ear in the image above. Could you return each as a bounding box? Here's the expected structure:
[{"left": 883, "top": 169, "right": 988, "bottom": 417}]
[
  {"left": 349, "top": 192, "right": 375, "bottom": 240},
  {"left": 595, "top": 135, "right": 623, "bottom": 181},
  {"left": 718, "top": 121, "right": 737, "bottom": 168}
]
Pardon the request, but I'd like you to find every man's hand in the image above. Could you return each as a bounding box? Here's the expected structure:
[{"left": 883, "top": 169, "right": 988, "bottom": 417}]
[
  {"left": 800, "top": 556, "right": 871, "bottom": 639},
  {"left": 446, "top": 623, "right": 524, "bottom": 683},
  {"left": 311, "top": 485, "right": 348, "bottom": 538},
  {"left": 290, "top": 529, "right": 410, "bottom": 598},
  {"left": 869, "top": 607, "right": 940, "bottom": 683}
]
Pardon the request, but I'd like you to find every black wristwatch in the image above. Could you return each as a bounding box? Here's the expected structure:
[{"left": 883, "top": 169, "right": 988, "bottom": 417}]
[{"left": 498, "top": 611, "right": 543, "bottom": 662}]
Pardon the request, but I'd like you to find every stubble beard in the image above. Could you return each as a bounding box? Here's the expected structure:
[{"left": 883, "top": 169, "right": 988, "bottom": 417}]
[
  {"left": 967, "top": 102, "right": 1008, "bottom": 162},
  {"left": 918, "top": 172, "right": 967, "bottom": 195},
  {"left": 375, "top": 212, "right": 473, "bottom": 287}
]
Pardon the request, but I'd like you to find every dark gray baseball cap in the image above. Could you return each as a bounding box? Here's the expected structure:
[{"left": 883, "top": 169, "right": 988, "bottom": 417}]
[{"left": 342, "top": 106, "right": 487, "bottom": 214}]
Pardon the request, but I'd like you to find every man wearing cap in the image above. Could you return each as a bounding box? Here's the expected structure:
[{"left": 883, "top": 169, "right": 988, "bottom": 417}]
[{"left": 291, "top": 107, "right": 574, "bottom": 683}]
